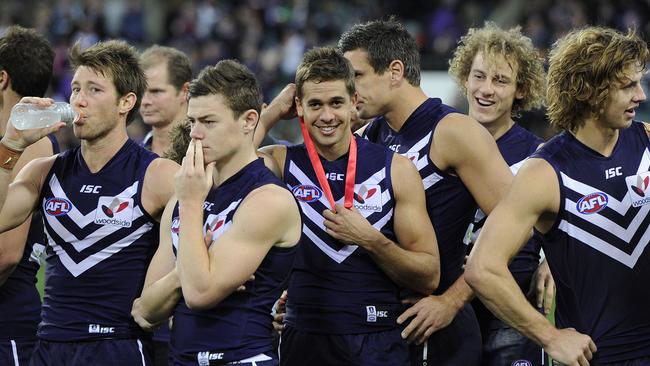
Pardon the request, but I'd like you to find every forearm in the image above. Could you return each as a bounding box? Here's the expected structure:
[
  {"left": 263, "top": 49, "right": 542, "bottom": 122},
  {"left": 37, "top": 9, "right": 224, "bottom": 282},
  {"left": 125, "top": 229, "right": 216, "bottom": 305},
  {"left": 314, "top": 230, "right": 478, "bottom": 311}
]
[
  {"left": 135, "top": 269, "right": 182, "bottom": 323},
  {"left": 368, "top": 236, "right": 438, "bottom": 295},
  {"left": 468, "top": 263, "right": 557, "bottom": 346},
  {"left": 176, "top": 203, "right": 214, "bottom": 300}
]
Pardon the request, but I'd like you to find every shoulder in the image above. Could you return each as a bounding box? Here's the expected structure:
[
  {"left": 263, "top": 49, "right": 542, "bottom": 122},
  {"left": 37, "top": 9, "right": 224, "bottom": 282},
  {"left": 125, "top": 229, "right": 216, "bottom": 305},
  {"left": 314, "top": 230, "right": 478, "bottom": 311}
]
[
  {"left": 146, "top": 157, "right": 180, "bottom": 177},
  {"left": 238, "top": 184, "right": 299, "bottom": 224}
]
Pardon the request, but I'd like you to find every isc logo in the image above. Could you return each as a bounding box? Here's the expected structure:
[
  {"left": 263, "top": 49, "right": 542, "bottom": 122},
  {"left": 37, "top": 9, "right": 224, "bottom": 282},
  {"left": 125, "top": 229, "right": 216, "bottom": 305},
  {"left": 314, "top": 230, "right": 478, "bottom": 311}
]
[
  {"left": 576, "top": 192, "right": 608, "bottom": 214},
  {"left": 197, "top": 351, "right": 224, "bottom": 366},
  {"left": 292, "top": 184, "right": 323, "bottom": 202},
  {"left": 44, "top": 197, "right": 72, "bottom": 216},
  {"left": 88, "top": 324, "right": 114, "bottom": 334}
]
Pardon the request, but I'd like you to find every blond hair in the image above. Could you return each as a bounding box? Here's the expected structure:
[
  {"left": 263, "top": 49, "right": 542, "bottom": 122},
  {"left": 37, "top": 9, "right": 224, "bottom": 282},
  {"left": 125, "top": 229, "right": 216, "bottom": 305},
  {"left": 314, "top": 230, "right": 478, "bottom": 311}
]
[{"left": 449, "top": 22, "right": 545, "bottom": 114}]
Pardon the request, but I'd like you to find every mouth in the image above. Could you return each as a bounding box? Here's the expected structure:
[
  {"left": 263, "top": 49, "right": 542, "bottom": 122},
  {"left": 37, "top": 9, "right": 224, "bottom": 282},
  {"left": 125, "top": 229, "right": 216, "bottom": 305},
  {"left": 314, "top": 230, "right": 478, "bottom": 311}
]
[
  {"left": 314, "top": 124, "right": 341, "bottom": 136},
  {"left": 475, "top": 97, "right": 495, "bottom": 107},
  {"left": 625, "top": 106, "right": 638, "bottom": 118}
]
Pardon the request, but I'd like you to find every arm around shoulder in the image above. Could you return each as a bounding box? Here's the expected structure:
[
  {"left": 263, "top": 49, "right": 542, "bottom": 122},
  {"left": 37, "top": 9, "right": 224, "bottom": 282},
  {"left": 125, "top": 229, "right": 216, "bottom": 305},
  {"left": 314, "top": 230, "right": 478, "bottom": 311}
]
[{"left": 142, "top": 158, "right": 180, "bottom": 222}]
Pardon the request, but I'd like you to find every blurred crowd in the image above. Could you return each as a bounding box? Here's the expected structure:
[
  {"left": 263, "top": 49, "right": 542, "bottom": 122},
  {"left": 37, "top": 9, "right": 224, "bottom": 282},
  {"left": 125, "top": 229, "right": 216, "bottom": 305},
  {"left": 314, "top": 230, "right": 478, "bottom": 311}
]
[{"left": 2, "top": 0, "right": 650, "bottom": 148}]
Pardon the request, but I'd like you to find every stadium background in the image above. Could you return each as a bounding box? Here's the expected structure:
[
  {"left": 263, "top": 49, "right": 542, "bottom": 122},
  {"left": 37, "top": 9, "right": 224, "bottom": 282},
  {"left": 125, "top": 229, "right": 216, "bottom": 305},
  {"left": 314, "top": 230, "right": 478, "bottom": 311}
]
[{"left": 3, "top": 0, "right": 650, "bottom": 151}]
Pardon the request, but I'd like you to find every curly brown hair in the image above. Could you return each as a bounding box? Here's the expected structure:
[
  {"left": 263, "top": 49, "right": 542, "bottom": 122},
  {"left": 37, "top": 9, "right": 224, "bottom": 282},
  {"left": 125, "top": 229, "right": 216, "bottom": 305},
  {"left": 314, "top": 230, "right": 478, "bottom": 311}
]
[
  {"left": 547, "top": 26, "right": 649, "bottom": 132},
  {"left": 164, "top": 118, "right": 192, "bottom": 164},
  {"left": 448, "top": 22, "right": 545, "bottom": 115}
]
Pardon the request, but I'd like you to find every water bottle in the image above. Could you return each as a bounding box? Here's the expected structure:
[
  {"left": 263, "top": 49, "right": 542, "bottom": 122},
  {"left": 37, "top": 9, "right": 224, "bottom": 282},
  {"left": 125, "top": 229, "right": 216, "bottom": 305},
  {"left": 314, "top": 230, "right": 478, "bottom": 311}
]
[{"left": 9, "top": 102, "right": 78, "bottom": 130}]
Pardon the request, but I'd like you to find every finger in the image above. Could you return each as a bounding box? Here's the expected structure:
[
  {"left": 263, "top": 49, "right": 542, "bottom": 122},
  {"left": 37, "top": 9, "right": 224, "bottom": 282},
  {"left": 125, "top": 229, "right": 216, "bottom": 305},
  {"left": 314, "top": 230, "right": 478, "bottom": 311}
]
[
  {"left": 194, "top": 139, "right": 204, "bottom": 168},
  {"left": 204, "top": 229, "right": 213, "bottom": 247},
  {"left": 406, "top": 319, "right": 426, "bottom": 344},
  {"left": 400, "top": 315, "right": 418, "bottom": 340},
  {"left": 248, "top": 274, "right": 255, "bottom": 282},
  {"left": 536, "top": 279, "right": 545, "bottom": 308},
  {"left": 236, "top": 285, "right": 246, "bottom": 291},
  {"left": 322, "top": 209, "right": 337, "bottom": 221},
  {"left": 205, "top": 162, "right": 215, "bottom": 185},
  {"left": 397, "top": 306, "right": 416, "bottom": 324},
  {"left": 185, "top": 140, "right": 195, "bottom": 168},
  {"left": 544, "top": 284, "right": 554, "bottom": 315},
  {"left": 578, "top": 355, "right": 589, "bottom": 366},
  {"left": 589, "top": 339, "right": 597, "bottom": 352},
  {"left": 417, "top": 327, "right": 435, "bottom": 345}
]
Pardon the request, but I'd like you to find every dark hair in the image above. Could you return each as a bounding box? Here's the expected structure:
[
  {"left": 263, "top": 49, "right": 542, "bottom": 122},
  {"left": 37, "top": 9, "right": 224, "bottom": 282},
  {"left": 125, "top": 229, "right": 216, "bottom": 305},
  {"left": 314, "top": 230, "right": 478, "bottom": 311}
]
[
  {"left": 69, "top": 40, "right": 147, "bottom": 124},
  {"left": 338, "top": 17, "right": 421, "bottom": 86},
  {"left": 164, "top": 118, "right": 191, "bottom": 164},
  {"left": 0, "top": 26, "right": 54, "bottom": 97},
  {"left": 295, "top": 47, "right": 355, "bottom": 99},
  {"left": 140, "top": 45, "right": 192, "bottom": 90},
  {"left": 189, "top": 59, "right": 262, "bottom": 118}
]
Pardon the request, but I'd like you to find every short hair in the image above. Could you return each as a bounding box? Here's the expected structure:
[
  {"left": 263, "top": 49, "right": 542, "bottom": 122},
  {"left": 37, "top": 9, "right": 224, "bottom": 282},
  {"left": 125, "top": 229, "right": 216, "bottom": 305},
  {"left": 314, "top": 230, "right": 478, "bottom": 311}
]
[
  {"left": 188, "top": 60, "right": 262, "bottom": 118},
  {"left": 69, "top": 40, "right": 147, "bottom": 124},
  {"left": 295, "top": 47, "right": 355, "bottom": 100},
  {"left": 338, "top": 17, "right": 421, "bottom": 86},
  {"left": 547, "top": 26, "right": 649, "bottom": 132},
  {"left": 448, "top": 22, "right": 545, "bottom": 114},
  {"left": 140, "top": 45, "right": 192, "bottom": 91},
  {"left": 0, "top": 26, "right": 54, "bottom": 97}
]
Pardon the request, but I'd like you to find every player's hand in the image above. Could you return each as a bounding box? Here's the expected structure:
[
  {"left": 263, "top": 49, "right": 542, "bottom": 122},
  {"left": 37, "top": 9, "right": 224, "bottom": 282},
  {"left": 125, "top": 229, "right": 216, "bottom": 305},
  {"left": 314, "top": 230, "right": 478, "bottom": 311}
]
[
  {"left": 2, "top": 97, "right": 66, "bottom": 151},
  {"left": 527, "top": 258, "right": 555, "bottom": 315},
  {"left": 272, "top": 290, "right": 288, "bottom": 333},
  {"left": 397, "top": 294, "right": 458, "bottom": 344},
  {"left": 323, "top": 204, "right": 381, "bottom": 249},
  {"left": 131, "top": 298, "right": 160, "bottom": 332},
  {"left": 175, "top": 139, "right": 214, "bottom": 206},
  {"left": 262, "top": 84, "right": 297, "bottom": 121},
  {"left": 544, "top": 328, "right": 596, "bottom": 365}
]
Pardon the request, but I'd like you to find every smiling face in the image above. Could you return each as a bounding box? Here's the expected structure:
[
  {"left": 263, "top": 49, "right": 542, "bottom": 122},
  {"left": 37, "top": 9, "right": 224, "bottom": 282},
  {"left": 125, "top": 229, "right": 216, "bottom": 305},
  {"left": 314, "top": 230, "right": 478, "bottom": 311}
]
[
  {"left": 296, "top": 79, "right": 356, "bottom": 160},
  {"left": 598, "top": 64, "right": 647, "bottom": 130},
  {"left": 465, "top": 52, "right": 523, "bottom": 129}
]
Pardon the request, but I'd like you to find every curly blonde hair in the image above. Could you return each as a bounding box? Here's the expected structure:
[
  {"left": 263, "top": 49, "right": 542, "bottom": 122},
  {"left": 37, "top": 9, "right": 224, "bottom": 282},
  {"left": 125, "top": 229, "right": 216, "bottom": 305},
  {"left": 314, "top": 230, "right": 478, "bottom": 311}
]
[
  {"left": 163, "top": 119, "right": 192, "bottom": 164},
  {"left": 449, "top": 22, "right": 545, "bottom": 115},
  {"left": 546, "top": 26, "right": 648, "bottom": 132}
]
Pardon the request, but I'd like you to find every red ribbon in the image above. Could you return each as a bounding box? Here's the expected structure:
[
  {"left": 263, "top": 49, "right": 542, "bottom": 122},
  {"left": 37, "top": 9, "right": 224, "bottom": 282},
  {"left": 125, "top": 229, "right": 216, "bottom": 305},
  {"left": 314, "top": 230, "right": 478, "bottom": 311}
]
[{"left": 298, "top": 116, "right": 357, "bottom": 210}]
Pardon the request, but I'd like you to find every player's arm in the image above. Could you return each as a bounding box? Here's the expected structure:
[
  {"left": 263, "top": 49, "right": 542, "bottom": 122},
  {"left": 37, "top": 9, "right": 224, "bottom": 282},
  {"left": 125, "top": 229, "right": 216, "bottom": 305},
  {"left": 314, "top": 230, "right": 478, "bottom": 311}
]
[
  {"left": 141, "top": 157, "right": 180, "bottom": 222},
  {"left": 465, "top": 158, "right": 596, "bottom": 364},
  {"left": 433, "top": 113, "right": 512, "bottom": 214},
  {"left": 324, "top": 154, "right": 439, "bottom": 294},
  {"left": 178, "top": 184, "right": 301, "bottom": 310},
  {"left": 258, "top": 144, "right": 287, "bottom": 180},
  {"left": 132, "top": 197, "right": 181, "bottom": 330},
  {"left": 0, "top": 137, "right": 54, "bottom": 285},
  {"left": 254, "top": 84, "right": 296, "bottom": 148},
  {"left": 424, "top": 113, "right": 513, "bottom": 315}
]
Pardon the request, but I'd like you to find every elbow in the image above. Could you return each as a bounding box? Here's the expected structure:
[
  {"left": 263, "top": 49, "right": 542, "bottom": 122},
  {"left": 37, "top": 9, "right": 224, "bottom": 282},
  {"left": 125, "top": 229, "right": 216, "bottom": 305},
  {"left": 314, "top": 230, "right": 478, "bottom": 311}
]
[
  {"left": 464, "top": 255, "right": 487, "bottom": 293},
  {"left": 183, "top": 285, "right": 231, "bottom": 311}
]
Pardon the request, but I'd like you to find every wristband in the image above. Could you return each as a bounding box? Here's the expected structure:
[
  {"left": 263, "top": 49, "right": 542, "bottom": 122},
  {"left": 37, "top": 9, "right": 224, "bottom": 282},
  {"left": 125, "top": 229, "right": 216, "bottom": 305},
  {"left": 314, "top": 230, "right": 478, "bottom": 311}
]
[{"left": 0, "top": 141, "right": 23, "bottom": 170}]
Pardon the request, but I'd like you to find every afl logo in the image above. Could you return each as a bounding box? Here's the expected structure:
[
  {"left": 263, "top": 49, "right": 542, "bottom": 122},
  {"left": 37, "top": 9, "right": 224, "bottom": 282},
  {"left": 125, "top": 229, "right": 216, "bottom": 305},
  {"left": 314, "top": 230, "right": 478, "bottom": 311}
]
[
  {"left": 292, "top": 184, "right": 323, "bottom": 202},
  {"left": 44, "top": 197, "right": 72, "bottom": 216},
  {"left": 576, "top": 192, "right": 608, "bottom": 214},
  {"left": 512, "top": 361, "right": 532, "bottom": 366}
]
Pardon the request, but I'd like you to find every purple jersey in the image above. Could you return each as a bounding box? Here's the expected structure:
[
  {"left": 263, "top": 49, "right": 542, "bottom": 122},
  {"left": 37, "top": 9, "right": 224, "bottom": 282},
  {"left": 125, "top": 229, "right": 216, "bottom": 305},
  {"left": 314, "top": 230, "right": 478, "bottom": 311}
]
[
  {"left": 283, "top": 138, "right": 403, "bottom": 334},
  {"left": 532, "top": 121, "right": 650, "bottom": 363},
  {"left": 38, "top": 139, "right": 159, "bottom": 341},
  {"left": 169, "top": 158, "right": 297, "bottom": 364}
]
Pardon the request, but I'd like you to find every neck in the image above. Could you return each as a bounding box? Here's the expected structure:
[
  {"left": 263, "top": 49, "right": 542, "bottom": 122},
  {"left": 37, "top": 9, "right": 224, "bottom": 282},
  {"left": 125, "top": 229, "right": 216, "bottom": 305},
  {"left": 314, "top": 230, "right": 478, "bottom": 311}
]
[
  {"left": 80, "top": 123, "right": 130, "bottom": 173},
  {"left": 383, "top": 85, "right": 428, "bottom": 132},
  {"left": 150, "top": 123, "right": 173, "bottom": 156},
  {"left": 481, "top": 117, "right": 515, "bottom": 140},
  {"left": 573, "top": 118, "right": 620, "bottom": 157},
  {"left": 0, "top": 91, "right": 21, "bottom": 135},
  {"left": 314, "top": 129, "right": 352, "bottom": 161},
  {"left": 212, "top": 143, "right": 258, "bottom": 187}
]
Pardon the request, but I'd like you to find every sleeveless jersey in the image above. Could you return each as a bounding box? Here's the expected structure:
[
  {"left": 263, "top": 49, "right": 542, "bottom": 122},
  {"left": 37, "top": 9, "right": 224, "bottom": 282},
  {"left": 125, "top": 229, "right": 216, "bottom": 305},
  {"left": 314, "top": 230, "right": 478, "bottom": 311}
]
[
  {"left": 362, "top": 98, "right": 475, "bottom": 292},
  {"left": 0, "top": 135, "right": 59, "bottom": 340},
  {"left": 169, "top": 158, "right": 297, "bottom": 364},
  {"left": 465, "top": 124, "right": 543, "bottom": 286},
  {"left": 532, "top": 122, "right": 650, "bottom": 363},
  {"left": 38, "top": 139, "right": 159, "bottom": 341},
  {"left": 283, "top": 138, "right": 402, "bottom": 334}
]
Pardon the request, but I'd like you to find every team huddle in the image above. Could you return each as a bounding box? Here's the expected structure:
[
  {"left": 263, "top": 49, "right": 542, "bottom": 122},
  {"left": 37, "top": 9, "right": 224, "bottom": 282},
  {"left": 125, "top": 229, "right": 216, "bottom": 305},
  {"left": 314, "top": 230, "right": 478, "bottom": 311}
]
[{"left": 0, "top": 16, "right": 648, "bottom": 366}]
